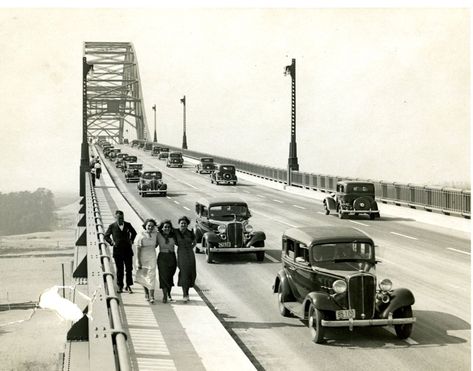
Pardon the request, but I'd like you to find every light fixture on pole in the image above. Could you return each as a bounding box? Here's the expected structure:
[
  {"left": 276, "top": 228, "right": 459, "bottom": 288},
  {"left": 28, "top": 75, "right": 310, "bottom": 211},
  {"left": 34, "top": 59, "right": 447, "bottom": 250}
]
[
  {"left": 180, "top": 95, "right": 188, "bottom": 149},
  {"left": 80, "top": 57, "right": 94, "bottom": 196},
  {"left": 284, "top": 58, "right": 299, "bottom": 186},
  {"left": 152, "top": 104, "right": 157, "bottom": 142}
]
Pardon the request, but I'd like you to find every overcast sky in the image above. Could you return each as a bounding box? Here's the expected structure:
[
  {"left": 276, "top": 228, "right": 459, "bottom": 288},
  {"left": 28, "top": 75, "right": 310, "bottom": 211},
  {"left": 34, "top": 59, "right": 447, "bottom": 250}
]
[{"left": 0, "top": 6, "right": 469, "bottom": 193}]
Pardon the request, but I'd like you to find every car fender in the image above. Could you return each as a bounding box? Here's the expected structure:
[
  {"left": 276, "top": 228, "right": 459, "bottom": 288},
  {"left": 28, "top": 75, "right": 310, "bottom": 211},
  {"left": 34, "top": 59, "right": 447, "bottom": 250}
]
[
  {"left": 203, "top": 231, "right": 219, "bottom": 245},
  {"left": 160, "top": 183, "right": 167, "bottom": 190},
  {"left": 246, "top": 231, "right": 266, "bottom": 247},
  {"left": 303, "top": 291, "right": 339, "bottom": 316},
  {"left": 371, "top": 200, "right": 379, "bottom": 211},
  {"left": 380, "top": 288, "right": 415, "bottom": 318},
  {"left": 325, "top": 197, "right": 337, "bottom": 210},
  {"left": 273, "top": 270, "right": 295, "bottom": 302}
]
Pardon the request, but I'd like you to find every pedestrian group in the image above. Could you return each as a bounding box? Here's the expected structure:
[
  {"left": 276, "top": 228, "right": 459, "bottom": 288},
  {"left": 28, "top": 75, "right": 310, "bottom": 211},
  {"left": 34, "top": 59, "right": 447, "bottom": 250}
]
[{"left": 104, "top": 210, "right": 197, "bottom": 303}]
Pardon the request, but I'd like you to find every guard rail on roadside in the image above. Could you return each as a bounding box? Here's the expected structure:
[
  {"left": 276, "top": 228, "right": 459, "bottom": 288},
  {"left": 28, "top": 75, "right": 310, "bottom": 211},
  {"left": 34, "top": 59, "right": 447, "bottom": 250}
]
[
  {"left": 131, "top": 140, "right": 470, "bottom": 218},
  {"left": 63, "top": 172, "right": 131, "bottom": 371}
]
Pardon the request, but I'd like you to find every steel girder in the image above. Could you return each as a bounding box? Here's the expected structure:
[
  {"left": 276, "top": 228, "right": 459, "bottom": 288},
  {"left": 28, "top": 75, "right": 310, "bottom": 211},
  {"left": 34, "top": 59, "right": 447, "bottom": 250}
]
[{"left": 83, "top": 42, "right": 149, "bottom": 143}]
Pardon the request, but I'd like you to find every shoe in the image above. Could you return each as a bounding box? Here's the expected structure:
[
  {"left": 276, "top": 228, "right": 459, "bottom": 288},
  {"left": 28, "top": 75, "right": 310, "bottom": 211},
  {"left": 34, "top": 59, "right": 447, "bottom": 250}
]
[
  {"left": 183, "top": 295, "right": 189, "bottom": 302},
  {"left": 117, "top": 287, "right": 123, "bottom": 293},
  {"left": 162, "top": 296, "right": 168, "bottom": 303},
  {"left": 149, "top": 298, "right": 155, "bottom": 304},
  {"left": 125, "top": 286, "right": 133, "bottom": 294},
  {"left": 168, "top": 296, "right": 175, "bottom": 302},
  {"left": 145, "top": 295, "right": 149, "bottom": 302}
]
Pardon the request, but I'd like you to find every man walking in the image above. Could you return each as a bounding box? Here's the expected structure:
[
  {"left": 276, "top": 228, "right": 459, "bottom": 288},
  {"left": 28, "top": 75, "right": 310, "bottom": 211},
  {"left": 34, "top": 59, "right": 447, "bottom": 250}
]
[{"left": 104, "top": 210, "right": 137, "bottom": 293}]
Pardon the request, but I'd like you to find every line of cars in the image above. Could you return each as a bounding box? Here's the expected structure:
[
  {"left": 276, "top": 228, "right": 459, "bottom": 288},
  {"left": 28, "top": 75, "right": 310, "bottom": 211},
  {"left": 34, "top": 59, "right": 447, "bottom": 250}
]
[{"left": 98, "top": 139, "right": 414, "bottom": 344}]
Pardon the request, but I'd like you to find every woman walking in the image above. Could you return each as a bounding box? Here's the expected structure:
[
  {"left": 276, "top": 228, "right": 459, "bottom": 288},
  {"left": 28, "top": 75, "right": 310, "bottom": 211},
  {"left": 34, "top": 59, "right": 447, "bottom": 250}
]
[
  {"left": 156, "top": 220, "right": 177, "bottom": 303},
  {"left": 135, "top": 218, "right": 158, "bottom": 303},
  {"left": 174, "top": 216, "right": 197, "bottom": 302}
]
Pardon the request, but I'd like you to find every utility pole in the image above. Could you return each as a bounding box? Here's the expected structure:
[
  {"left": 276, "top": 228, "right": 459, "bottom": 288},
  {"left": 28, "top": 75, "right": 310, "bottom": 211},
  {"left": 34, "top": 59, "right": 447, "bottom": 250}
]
[
  {"left": 284, "top": 58, "right": 299, "bottom": 185},
  {"left": 80, "top": 57, "right": 93, "bottom": 196},
  {"left": 152, "top": 104, "right": 157, "bottom": 142},
  {"left": 180, "top": 95, "right": 188, "bottom": 149}
]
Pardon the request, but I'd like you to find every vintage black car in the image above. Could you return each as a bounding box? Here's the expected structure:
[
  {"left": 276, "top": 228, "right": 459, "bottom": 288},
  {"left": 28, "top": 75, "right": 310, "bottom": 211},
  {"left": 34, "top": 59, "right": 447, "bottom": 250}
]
[
  {"left": 103, "top": 146, "right": 115, "bottom": 158},
  {"left": 124, "top": 163, "right": 143, "bottom": 182},
  {"left": 273, "top": 226, "right": 415, "bottom": 343},
  {"left": 158, "top": 147, "right": 170, "bottom": 160},
  {"left": 166, "top": 152, "right": 184, "bottom": 168},
  {"left": 137, "top": 170, "right": 167, "bottom": 197},
  {"left": 115, "top": 153, "right": 128, "bottom": 168},
  {"left": 131, "top": 139, "right": 140, "bottom": 147},
  {"left": 323, "top": 181, "right": 380, "bottom": 220},
  {"left": 121, "top": 155, "right": 138, "bottom": 172},
  {"left": 108, "top": 148, "right": 121, "bottom": 160},
  {"left": 194, "top": 197, "right": 266, "bottom": 263},
  {"left": 144, "top": 142, "right": 153, "bottom": 151},
  {"left": 195, "top": 157, "right": 216, "bottom": 174},
  {"left": 151, "top": 145, "right": 161, "bottom": 157},
  {"left": 210, "top": 164, "right": 237, "bottom": 185}
]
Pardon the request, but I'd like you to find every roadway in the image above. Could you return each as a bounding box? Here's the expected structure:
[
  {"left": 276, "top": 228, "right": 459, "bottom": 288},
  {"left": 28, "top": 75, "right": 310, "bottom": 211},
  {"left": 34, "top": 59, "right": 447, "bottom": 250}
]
[{"left": 101, "top": 144, "right": 470, "bottom": 371}]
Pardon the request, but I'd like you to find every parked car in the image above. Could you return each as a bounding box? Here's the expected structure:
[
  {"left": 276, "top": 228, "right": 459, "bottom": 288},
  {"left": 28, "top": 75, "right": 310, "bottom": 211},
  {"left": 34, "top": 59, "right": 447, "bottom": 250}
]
[
  {"left": 194, "top": 197, "right": 266, "bottom": 263},
  {"left": 166, "top": 152, "right": 184, "bottom": 168},
  {"left": 273, "top": 226, "right": 415, "bottom": 343},
  {"left": 151, "top": 145, "right": 161, "bottom": 157},
  {"left": 121, "top": 155, "right": 138, "bottom": 172},
  {"left": 137, "top": 170, "right": 167, "bottom": 197},
  {"left": 195, "top": 157, "right": 216, "bottom": 174},
  {"left": 323, "top": 181, "right": 380, "bottom": 220},
  {"left": 210, "top": 164, "right": 237, "bottom": 185},
  {"left": 115, "top": 153, "right": 128, "bottom": 168},
  {"left": 124, "top": 163, "right": 143, "bottom": 182}
]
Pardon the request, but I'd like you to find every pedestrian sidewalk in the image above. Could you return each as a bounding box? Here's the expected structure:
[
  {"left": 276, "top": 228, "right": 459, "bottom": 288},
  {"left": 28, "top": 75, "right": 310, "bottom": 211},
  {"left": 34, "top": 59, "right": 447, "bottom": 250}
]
[{"left": 94, "top": 151, "right": 256, "bottom": 371}]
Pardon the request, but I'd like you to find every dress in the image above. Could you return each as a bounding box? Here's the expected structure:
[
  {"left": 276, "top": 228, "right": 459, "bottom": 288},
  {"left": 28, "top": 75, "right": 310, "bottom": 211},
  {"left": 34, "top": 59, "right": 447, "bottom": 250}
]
[
  {"left": 175, "top": 229, "right": 196, "bottom": 288},
  {"left": 156, "top": 233, "right": 177, "bottom": 290},
  {"left": 135, "top": 230, "right": 158, "bottom": 290}
]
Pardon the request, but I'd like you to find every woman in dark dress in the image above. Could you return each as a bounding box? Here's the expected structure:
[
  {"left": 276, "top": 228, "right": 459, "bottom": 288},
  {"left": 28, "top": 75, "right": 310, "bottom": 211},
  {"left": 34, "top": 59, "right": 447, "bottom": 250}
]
[
  {"left": 156, "top": 220, "right": 177, "bottom": 303},
  {"left": 175, "top": 216, "right": 197, "bottom": 302}
]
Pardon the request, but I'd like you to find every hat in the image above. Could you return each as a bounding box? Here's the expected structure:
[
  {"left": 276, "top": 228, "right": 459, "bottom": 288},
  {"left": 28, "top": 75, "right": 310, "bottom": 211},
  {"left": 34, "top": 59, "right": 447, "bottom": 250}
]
[{"left": 178, "top": 216, "right": 191, "bottom": 225}]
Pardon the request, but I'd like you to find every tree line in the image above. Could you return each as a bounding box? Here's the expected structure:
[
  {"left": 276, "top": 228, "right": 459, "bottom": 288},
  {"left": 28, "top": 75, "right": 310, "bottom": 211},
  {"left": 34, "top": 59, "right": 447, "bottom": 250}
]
[{"left": 0, "top": 188, "right": 56, "bottom": 235}]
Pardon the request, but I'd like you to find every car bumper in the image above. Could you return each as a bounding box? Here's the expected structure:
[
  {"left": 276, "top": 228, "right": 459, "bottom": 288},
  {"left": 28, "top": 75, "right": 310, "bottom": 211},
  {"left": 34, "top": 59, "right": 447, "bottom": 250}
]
[
  {"left": 322, "top": 315, "right": 416, "bottom": 328},
  {"left": 126, "top": 177, "right": 140, "bottom": 182},
  {"left": 340, "top": 209, "right": 378, "bottom": 214},
  {"left": 168, "top": 163, "right": 183, "bottom": 167},
  {"left": 141, "top": 190, "right": 166, "bottom": 194},
  {"left": 215, "top": 179, "right": 237, "bottom": 184},
  {"left": 209, "top": 247, "right": 266, "bottom": 253}
]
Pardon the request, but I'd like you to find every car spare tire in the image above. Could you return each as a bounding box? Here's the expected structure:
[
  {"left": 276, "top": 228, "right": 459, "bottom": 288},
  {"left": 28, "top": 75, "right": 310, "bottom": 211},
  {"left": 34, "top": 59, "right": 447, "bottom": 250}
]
[{"left": 353, "top": 197, "right": 371, "bottom": 211}]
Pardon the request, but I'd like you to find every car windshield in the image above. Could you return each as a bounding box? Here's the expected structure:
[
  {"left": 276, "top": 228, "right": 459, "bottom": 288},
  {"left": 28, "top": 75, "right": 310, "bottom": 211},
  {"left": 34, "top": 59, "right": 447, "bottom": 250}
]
[
  {"left": 209, "top": 204, "right": 249, "bottom": 221},
  {"left": 143, "top": 172, "right": 161, "bottom": 179},
  {"left": 161, "top": 148, "right": 169, "bottom": 152},
  {"left": 220, "top": 166, "right": 235, "bottom": 172},
  {"left": 346, "top": 184, "right": 375, "bottom": 193},
  {"left": 129, "top": 164, "right": 143, "bottom": 170},
  {"left": 201, "top": 158, "right": 214, "bottom": 163},
  {"left": 170, "top": 153, "right": 182, "bottom": 158},
  {"left": 126, "top": 156, "right": 137, "bottom": 162},
  {"left": 311, "top": 242, "right": 374, "bottom": 263}
]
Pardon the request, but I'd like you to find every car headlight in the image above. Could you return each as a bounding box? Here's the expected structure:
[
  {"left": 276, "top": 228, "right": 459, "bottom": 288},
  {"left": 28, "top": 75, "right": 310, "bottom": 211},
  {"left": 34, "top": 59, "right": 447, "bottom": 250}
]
[
  {"left": 217, "top": 225, "right": 226, "bottom": 234},
  {"left": 379, "top": 278, "right": 392, "bottom": 292},
  {"left": 245, "top": 224, "right": 253, "bottom": 233},
  {"left": 332, "top": 280, "right": 347, "bottom": 294}
]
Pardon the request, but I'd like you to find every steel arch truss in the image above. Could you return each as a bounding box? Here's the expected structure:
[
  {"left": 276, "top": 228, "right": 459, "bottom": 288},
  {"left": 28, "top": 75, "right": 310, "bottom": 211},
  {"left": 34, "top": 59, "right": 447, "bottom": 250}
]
[{"left": 84, "top": 42, "right": 149, "bottom": 143}]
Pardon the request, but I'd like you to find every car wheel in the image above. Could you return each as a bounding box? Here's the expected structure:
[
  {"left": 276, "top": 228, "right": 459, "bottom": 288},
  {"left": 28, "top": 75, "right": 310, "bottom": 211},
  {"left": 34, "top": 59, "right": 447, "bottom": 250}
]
[
  {"left": 376, "top": 212, "right": 381, "bottom": 218},
  {"left": 256, "top": 251, "right": 265, "bottom": 262},
  {"left": 394, "top": 305, "right": 413, "bottom": 339},
  {"left": 162, "top": 192, "right": 167, "bottom": 197},
  {"left": 126, "top": 179, "right": 129, "bottom": 183},
  {"left": 369, "top": 213, "right": 375, "bottom": 220},
  {"left": 323, "top": 202, "right": 330, "bottom": 215},
  {"left": 338, "top": 211, "right": 345, "bottom": 219},
  {"left": 278, "top": 284, "right": 290, "bottom": 317},
  {"left": 210, "top": 178, "right": 214, "bottom": 184},
  {"left": 308, "top": 304, "right": 325, "bottom": 344}
]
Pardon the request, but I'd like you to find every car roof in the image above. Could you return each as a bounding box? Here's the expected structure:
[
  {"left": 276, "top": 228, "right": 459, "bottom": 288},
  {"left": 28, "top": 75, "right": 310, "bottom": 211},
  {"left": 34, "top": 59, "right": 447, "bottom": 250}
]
[
  {"left": 218, "top": 164, "right": 235, "bottom": 167},
  {"left": 283, "top": 226, "right": 374, "bottom": 246},
  {"left": 143, "top": 169, "right": 161, "bottom": 173},
  {"left": 128, "top": 162, "right": 142, "bottom": 166},
  {"left": 196, "top": 196, "right": 248, "bottom": 207},
  {"left": 337, "top": 180, "right": 374, "bottom": 186},
  {"left": 200, "top": 157, "right": 214, "bottom": 160}
]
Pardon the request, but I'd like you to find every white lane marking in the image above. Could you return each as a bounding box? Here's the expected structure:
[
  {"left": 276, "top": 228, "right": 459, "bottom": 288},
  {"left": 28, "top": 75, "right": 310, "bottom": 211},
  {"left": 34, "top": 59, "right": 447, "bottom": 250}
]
[
  {"left": 251, "top": 209, "right": 298, "bottom": 228},
  {"left": 166, "top": 196, "right": 172, "bottom": 199},
  {"left": 405, "top": 338, "right": 418, "bottom": 345},
  {"left": 183, "top": 206, "right": 190, "bottom": 211},
  {"left": 293, "top": 205, "right": 306, "bottom": 210},
  {"left": 349, "top": 220, "right": 370, "bottom": 227},
  {"left": 447, "top": 247, "right": 471, "bottom": 256},
  {"left": 265, "top": 254, "right": 279, "bottom": 263},
  {"left": 272, "top": 199, "right": 283, "bottom": 203},
  {"left": 317, "top": 211, "right": 325, "bottom": 215},
  {"left": 390, "top": 232, "right": 418, "bottom": 240},
  {"left": 181, "top": 180, "right": 199, "bottom": 190},
  {"left": 257, "top": 194, "right": 266, "bottom": 198},
  {"left": 242, "top": 190, "right": 250, "bottom": 194},
  {"left": 174, "top": 200, "right": 180, "bottom": 205}
]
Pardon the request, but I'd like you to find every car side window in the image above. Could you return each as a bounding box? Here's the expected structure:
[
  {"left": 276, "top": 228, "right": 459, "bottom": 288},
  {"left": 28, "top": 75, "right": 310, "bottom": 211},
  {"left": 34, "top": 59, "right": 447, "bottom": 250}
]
[
  {"left": 295, "top": 244, "right": 309, "bottom": 262},
  {"left": 202, "top": 206, "right": 208, "bottom": 218},
  {"left": 284, "top": 239, "right": 295, "bottom": 259}
]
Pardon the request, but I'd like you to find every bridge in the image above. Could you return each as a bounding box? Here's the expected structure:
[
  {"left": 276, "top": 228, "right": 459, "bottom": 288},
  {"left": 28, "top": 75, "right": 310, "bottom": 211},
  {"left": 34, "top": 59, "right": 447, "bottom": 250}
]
[{"left": 63, "top": 42, "right": 470, "bottom": 371}]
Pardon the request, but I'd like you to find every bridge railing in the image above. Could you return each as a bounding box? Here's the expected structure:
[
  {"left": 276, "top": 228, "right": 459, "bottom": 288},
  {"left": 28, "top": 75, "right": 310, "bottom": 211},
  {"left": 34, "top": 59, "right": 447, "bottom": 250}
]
[
  {"left": 64, "top": 172, "right": 131, "bottom": 371},
  {"left": 144, "top": 142, "right": 470, "bottom": 218}
]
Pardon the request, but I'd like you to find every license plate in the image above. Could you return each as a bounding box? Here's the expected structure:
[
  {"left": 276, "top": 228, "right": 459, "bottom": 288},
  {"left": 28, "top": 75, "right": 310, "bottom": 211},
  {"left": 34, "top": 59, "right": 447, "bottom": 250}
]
[
  {"left": 218, "top": 241, "right": 231, "bottom": 248},
  {"left": 336, "top": 309, "right": 356, "bottom": 320}
]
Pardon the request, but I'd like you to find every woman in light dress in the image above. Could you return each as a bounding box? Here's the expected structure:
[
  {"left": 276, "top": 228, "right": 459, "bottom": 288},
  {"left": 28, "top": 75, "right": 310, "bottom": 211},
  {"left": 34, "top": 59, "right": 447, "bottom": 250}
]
[
  {"left": 156, "top": 220, "right": 178, "bottom": 303},
  {"left": 135, "top": 218, "right": 158, "bottom": 303}
]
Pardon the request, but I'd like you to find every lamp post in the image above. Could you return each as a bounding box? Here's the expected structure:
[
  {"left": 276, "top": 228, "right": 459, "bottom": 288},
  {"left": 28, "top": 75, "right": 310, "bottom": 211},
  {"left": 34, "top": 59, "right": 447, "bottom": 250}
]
[
  {"left": 284, "top": 58, "right": 299, "bottom": 186},
  {"left": 180, "top": 95, "right": 188, "bottom": 149},
  {"left": 152, "top": 104, "right": 157, "bottom": 142},
  {"left": 80, "top": 57, "right": 93, "bottom": 197}
]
